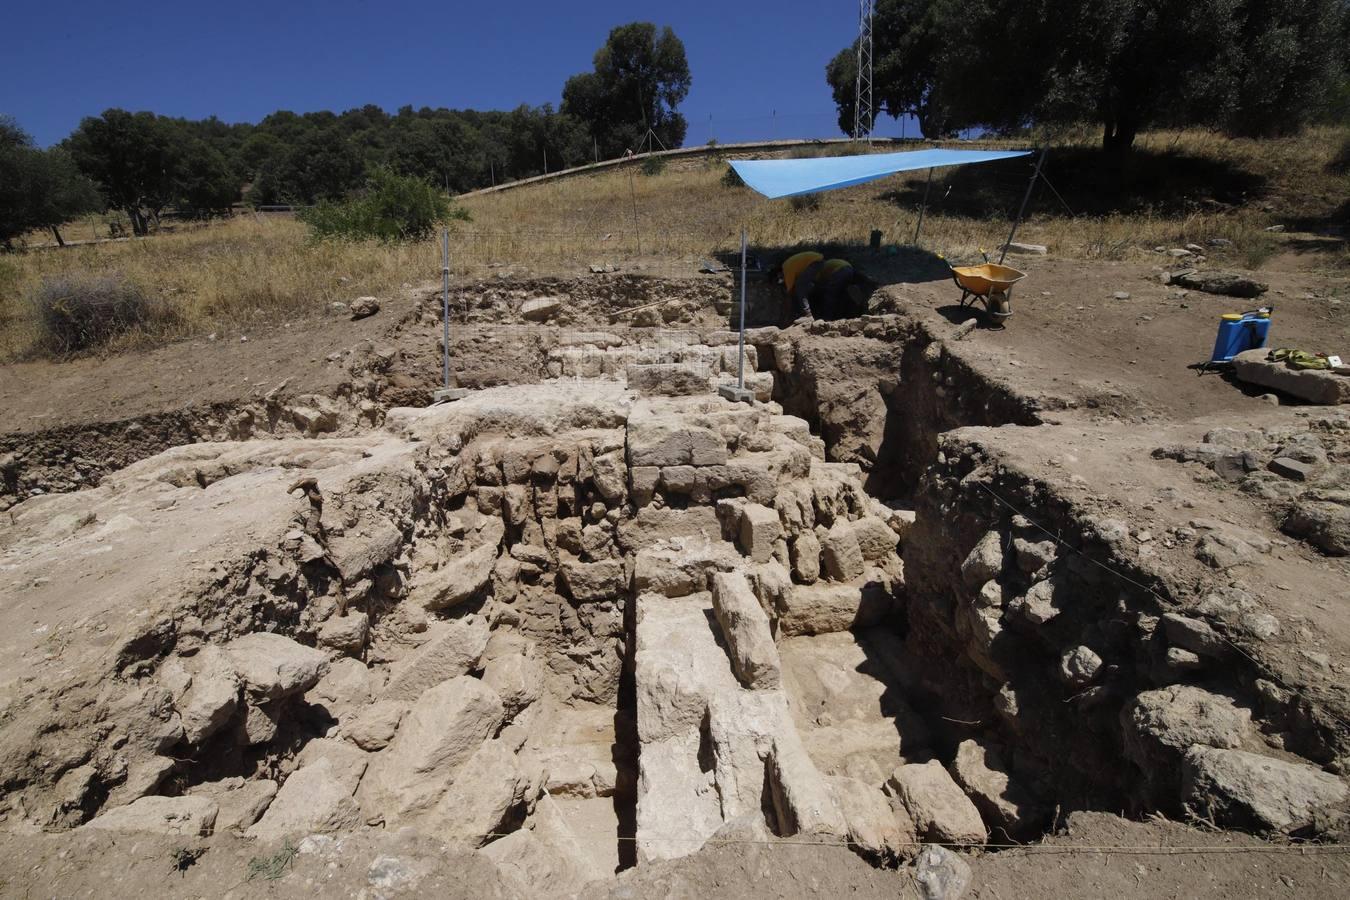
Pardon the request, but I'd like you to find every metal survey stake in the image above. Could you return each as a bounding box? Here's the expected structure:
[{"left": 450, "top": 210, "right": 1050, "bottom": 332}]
[
  {"left": 737, "top": 228, "right": 747, "bottom": 389},
  {"left": 434, "top": 227, "right": 468, "bottom": 403},
  {"left": 442, "top": 228, "right": 450, "bottom": 389},
  {"left": 718, "top": 228, "right": 754, "bottom": 404}
]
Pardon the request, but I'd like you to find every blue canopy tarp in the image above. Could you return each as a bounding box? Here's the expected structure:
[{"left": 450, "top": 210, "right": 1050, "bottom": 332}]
[{"left": 729, "top": 147, "right": 1033, "bottom": 199}]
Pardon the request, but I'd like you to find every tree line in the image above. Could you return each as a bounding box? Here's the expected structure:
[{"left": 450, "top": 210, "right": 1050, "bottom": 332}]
[
  {"left": 1, "top": 22, "right": 690, "bottom": 244},
  {"left": 827, "top": 0, "right": 1350, "bottom": 150}
]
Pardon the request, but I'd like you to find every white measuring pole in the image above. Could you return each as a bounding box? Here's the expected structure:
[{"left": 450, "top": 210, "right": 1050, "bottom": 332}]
[
  {"left": 441, "top": 228, "right": 451, "bottom": 390},
  {"left": 737, "top": 228, "right": 747, "bottom": 389}
]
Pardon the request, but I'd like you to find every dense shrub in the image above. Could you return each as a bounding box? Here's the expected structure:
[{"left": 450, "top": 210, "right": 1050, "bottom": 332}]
[
  {"left": 789, "top": 193, "right": 821, "bottom": 212},
  {"left": 640, "top": 156, "right": 667, "bottom": 176},
  {"left": 721, "top": 165, "right": 745, "bottom": 189},
  {"left": 300, "top": 168, "right": 467, "bottom": 242},
  {"left": 30, "top": 273, "right": 159, "bottom": 353}
]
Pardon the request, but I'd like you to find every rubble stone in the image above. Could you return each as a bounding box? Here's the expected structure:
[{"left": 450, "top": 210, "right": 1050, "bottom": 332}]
[
  {"left": 711, "top": 571, "right": 781, "bottom": 690},
  {"left": 886, "top": 761, "right": 987, "bottom": 845}
]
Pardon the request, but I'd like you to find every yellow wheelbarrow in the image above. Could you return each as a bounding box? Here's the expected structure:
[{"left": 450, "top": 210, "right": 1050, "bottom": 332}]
[{"left": 950, "top": 262, "right": 1026, "bottom": 320}]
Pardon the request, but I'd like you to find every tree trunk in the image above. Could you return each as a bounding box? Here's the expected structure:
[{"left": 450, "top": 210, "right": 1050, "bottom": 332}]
[
  {"left": 50, "top": 225, "right": 65, "bottom": 247},
  {"left": 127, "top": 208, "right": 148, "bottom": 236},
  {"left": 1102, "top": 114, "right": 1138, "bottom": 154}
]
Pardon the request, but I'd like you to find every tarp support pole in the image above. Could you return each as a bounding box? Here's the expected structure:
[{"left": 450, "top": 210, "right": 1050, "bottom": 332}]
[
  {"left": 999, "top": 148, "right": 1047, "bottom": 264},
  {"left": 737, "top": 228, "right": 747, "bottom": 389},
  {"left": 913, "top": 167, "right": 934, "bottom": 245}
]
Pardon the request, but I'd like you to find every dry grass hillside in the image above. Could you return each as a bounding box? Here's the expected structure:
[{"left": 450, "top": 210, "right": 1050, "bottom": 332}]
[{"left": 1, "top": 127, "right": 1345, "bottom": 360}]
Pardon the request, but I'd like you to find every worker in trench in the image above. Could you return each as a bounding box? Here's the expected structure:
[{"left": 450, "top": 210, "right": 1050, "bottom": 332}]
[{"left": 772, "top": 250, "right": 873, "bottom": 322}]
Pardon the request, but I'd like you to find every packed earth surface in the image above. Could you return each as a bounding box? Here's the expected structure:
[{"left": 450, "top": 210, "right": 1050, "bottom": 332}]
[{"left": 1, "top": 250, "right": 1349, "bottom": 899}]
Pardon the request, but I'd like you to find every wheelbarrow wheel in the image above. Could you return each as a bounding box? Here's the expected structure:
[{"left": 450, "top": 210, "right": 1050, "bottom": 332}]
[{"left": 988, "top": 290, "right": 1012, "bottom": 318}]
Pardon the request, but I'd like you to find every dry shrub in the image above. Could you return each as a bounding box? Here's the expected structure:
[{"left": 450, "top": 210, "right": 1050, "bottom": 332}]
[{"left": 29, "top": 273, "right": 165, "bottom": 354}]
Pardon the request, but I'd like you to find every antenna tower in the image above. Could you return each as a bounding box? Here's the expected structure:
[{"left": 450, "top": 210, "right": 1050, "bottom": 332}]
[{"left": 853, "top": 0, "right": 875, "bottom": 142}]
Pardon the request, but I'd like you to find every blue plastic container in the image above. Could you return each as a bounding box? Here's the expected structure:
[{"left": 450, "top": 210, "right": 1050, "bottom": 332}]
[{"left": 1210, "top": 309, "right": 1272, "bottom": 363}]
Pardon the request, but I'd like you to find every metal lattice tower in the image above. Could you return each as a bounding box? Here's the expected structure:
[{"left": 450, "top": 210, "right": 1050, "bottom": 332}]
[{"left": 853, "top": 0, "right": 875, "bottom": 142}]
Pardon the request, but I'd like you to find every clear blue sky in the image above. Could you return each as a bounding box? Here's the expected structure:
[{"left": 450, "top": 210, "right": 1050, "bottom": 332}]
[{"left": 2, "top": 0, "right": 918, "bottom": 148}]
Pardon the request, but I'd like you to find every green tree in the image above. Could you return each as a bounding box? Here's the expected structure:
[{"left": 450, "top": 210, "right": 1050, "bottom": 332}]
[
  {"left": 826, "top": 0, "right": 1350, "bottom": 150},
  {"left": 64, "top": 109, "right": 181, "bottom": 234},
  {"left": 562, "top": 22, "right": 691, "bottom": 159},
  {"left": 0, "top": 118, "right": 101, "bottom": 248}
]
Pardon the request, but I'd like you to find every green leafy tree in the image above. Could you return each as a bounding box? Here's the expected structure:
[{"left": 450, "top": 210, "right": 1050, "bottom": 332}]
[
  {"left": 64, "top": 109, "right": 182, "bottom": 234},
  {"left": 562, "top": 22, "right": 691, "bottom": 158},
  {"left": 826, "top": 0, "right": 1350, "bottom": 150},
  {"left": 0, "top": 117, "right": 101, "bottom": 248}
]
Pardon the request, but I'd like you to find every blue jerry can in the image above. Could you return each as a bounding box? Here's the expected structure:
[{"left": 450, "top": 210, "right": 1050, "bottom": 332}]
[{"left": 1210, "top": 309, "right": 1272, "bottom": 364}]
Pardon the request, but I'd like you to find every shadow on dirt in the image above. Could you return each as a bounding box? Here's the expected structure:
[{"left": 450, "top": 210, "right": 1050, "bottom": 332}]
[{"left": 877, "top": 145, "right": 1268, "bottom": 219}]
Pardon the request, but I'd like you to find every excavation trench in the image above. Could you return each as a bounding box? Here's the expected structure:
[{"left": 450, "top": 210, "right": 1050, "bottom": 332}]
[{"left": 3, "top": 302, "right": 1346, "bottom": 888}]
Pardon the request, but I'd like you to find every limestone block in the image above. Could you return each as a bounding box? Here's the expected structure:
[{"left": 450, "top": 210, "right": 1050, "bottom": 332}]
[
  {"left": 950, "top": 740, "right": 1042, "bottom": 836},
  {"left": 590, "top": 450, "right": 628, "bottom": 504},
  {"left": 295, "top": 737, "right": 370, "bottom": 795},
  {"left": 738, "top": 503, "right": 782, "bottom": 564},
  {"left": 630, "top": 466, "right": 660, "bottom": 506},
  {"left": 828, "top": 775, "right": 916, "bottom": 860},
  {"left": 821, "top": 522, "right": 865, "bottom": 582},
  {"left": 1122, "top": 685, "right": 1252, "bottom": 765},
  {"left": 1012, "top": 537, "right": 1057, "bottom": 574},
  {"left": 1057, "top": 645, "right": 1102, "bottom": 687},
  {"left": 225, "top": 633, "right": 329, "bottom": 702},
  {"left": 85, "top": 796, "right": 218, "bottom": 837},
  {"left": 851, "top": 516, "right": 898, "bottom": 562},
  {"left": 627, "top": 411, "right": 729, "bottom": 468},
  {"left": 886, "top": 761, "right": 986, "bottom": 844},
  {"left": 189, "top": 778, "right": 277, "bottom": 832},
  {"left": 325, "top": 514, "right": 402, "bottom": 583},
  {"left": 711, "top": 572, "right": 781, "bottom": 690},
  {"left": 318, "top": 612, "right": 370, "bottom": 654},
  {"left": 425, "top": 740, "right": 542, "bottom": 848},
  {"left": 777, "top": 581, "right": 890, "bottom": 636},
  {"left": 409, "top": 542, "right": 498, "bottom": 611},
  {"left": 482, "top": 651, "right": 545, "bottom": 720},
  {"left": 1182, "top": 746, "right": 1349, "bottom": 833},
  {"left": 360, "top": 676, "right": 505, "bottom": 818},
  {"left": 636, "top": 734, "right": 724, "bottom": 861},
  {"left": 381, "top": 618, "right": 490, "bottom": 702},
  {"left": 248, "top": 758, "right": 363, "bottom": 840},
  {"left": 345, "top": 700, "right": 408, "bottom": 751},
  {"left": 1232, "top": 349, "right": 1350, "bottom": 405},
  {"left": 171, "top": 646, "right": 240, "bottom": 745},
  {"left": 960, "top": 531, "right": 1004, "bottom": 587},
  {"left": 626, "top": 364, "right": 711, "bottom": 397},
  {"left": 768, "top": 732, "right": 848, "bottom": 838},
  {"left": 560, "top": 558, "right": 627, "bottom": 602},
  {"left": 791, "top": 532, "right": 822, "bottom": 584}
]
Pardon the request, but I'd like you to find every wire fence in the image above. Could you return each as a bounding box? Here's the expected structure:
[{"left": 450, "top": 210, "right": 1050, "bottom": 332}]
[{"left": 450, "top": 324, "right": 755, "bottom": 388}]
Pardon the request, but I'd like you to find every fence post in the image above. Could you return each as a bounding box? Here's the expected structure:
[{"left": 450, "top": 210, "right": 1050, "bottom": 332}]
[
  {"left": 434, "top": 228, "right": 468, "bottom": 403},
  {"left": 718, "top": 228, "right": 754, "bottom": 404}
]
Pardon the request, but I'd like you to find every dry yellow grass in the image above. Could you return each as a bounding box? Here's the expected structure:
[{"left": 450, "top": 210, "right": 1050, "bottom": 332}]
[
  {"left": 1, "top": 126, "right": 1344, "bottom": 360},
  {"left": 0, "top": 215, "right": 441, "bottom": 359}
]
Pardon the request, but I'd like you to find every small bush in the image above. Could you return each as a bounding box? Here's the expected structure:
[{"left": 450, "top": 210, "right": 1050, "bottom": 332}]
[
  {"left": 30, "top": 273, "right": 159, "bottom": 354},
  {"left": 721, "top": 165, "right": 745, "bottom": 189},
  {"left": 300, "top": 168, "right": 467, "bottom": 242},
  {"left": 790, "top": 193, "right": 821, "bottom": 212},
  {"left": 640, "top": 156, "right": 667, "bottom": 176}
]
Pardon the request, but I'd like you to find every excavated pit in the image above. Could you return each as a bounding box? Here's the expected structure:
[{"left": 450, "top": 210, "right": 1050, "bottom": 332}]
[{"left": 1, "top": 291, "right": 1347, "bottom": 894}]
